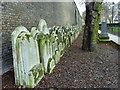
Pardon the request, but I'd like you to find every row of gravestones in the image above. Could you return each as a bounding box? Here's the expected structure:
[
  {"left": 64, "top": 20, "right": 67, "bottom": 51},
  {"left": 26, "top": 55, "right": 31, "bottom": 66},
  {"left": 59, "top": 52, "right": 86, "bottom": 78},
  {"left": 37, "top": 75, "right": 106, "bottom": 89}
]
[{"left": 11, "top": 19, "right": 82, "bottom": 88}]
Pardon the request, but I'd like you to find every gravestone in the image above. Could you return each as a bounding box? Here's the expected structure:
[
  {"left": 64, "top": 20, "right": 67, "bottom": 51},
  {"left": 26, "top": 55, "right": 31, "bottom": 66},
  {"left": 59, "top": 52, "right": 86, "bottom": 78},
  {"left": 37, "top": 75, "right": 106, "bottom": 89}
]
[
  {"left": 37, "top": 20, "right": 50, "bottom": 73},
  {"left": 11, "top": 19, "right": 82, "bottom": 88},
  {"left": 38, "top": 35, "right": 51, "bottom": 73},
  {"left": 53, "top": 50, "right": 61, "bottom": 64},
  {"left": 30, "top": 20, "right": 56, "bottom": 74},
  {"left": 38, "top": 19, "right": 49, "bottom": 34},
  {"left": 99, "top": 22, "right": 109, "bottom": 39},
  {"left": 47, "top": 58, "right": 55, "bottom": 74},
  {"left": 11, "top": 26, "right": 44, "bottom": 88}
]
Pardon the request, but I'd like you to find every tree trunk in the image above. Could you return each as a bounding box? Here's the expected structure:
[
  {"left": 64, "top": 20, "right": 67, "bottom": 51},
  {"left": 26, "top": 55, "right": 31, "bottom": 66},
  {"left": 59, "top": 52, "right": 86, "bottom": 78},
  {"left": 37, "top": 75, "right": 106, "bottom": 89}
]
[
  {"left": 82, "top": 2, "right": 95, "bottom": 51},
  {"left": 82, "top": 2, "right": 102, "bottom": 51},
  {"left": 93, "top": 2, "right": 102, "bottom": 44}
]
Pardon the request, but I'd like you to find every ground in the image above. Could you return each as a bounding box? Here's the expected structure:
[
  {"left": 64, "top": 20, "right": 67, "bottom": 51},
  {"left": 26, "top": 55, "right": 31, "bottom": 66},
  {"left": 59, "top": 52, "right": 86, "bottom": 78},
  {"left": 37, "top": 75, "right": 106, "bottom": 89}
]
[{"left": 2, "top": 33, "right": 119, "bottom": 89}]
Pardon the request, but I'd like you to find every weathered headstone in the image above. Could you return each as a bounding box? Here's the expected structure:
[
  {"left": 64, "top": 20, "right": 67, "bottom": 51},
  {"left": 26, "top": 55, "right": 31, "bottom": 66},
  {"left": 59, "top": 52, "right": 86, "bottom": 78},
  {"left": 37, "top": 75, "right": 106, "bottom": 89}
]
[
  {"left": 11, "top": 26, "right": 44, "bottom": 88},
  {"left": 38, "top": 35, "right": 51, "bottom": 73},
  {"left": 38, "top": 19, "right": 49, "bottom": 34},
  {"left": 11, "top": 19, "right": 82, "bottom": 88},
  {"left": 37, "top": 19, "right": 54, "bottom": 73},
  {"left": 47, "top": 58, "right": 55, "bottom": 73},
  {"left": 53, "top": 50, "right": 61, "bottom": 64},
  {"left": 99, "top": 22, "right": 109, "bottom": 39}
]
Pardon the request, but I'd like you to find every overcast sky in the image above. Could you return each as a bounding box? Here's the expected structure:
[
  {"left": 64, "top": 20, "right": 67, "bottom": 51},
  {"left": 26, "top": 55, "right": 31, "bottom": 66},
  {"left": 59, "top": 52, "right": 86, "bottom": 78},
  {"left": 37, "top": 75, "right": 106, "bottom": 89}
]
[{"left": 74, "top": 0, "right": 120, "bottom": 16}]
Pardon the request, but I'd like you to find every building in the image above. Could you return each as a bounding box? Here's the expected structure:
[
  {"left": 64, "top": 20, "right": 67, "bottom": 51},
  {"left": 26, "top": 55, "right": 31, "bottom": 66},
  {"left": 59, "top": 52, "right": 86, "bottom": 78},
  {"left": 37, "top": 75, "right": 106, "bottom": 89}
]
[{"left": 1, "top": 1, "right": 82, "bottom": 75}]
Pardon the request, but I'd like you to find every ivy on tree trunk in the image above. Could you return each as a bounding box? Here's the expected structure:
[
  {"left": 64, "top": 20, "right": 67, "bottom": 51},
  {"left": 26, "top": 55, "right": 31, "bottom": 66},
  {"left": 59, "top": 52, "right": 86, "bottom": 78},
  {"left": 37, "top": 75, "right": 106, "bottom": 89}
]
[
  {"left": 82, "top": 2, "right": 102, "bottom": 51},
  {"left": 93, "top": 2, "right": 102, "bottom": 44}
]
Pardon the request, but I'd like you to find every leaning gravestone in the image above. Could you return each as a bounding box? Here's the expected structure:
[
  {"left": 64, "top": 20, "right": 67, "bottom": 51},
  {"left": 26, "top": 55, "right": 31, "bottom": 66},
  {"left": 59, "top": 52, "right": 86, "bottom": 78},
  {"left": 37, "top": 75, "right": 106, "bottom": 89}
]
[
  {"left": 11, "top": 26, "right": 44, "bottom": 88},
  {"left": 37, "top": 19, "right": 55, "bottom": 73},
  {"left": 38, "top": 34, "right": 51, "bottom": 73},
  {"left": 11, "top": 19, "right": 82, "bottom": 88},
  {"left": 99, "top": 22, "right": 109, "bottom": 39}
]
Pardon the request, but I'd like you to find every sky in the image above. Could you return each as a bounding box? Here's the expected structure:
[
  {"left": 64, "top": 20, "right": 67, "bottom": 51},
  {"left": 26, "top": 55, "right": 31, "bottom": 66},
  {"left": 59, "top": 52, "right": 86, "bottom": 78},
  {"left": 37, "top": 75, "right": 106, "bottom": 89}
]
[{"left": 74, "top": 0, "right": 120, "bottom": 16}]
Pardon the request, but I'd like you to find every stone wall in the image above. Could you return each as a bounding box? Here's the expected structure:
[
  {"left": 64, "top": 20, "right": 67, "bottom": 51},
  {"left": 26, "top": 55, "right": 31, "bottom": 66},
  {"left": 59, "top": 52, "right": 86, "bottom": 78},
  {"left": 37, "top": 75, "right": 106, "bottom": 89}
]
[{"left": 1, "top": 2, "right": 81, "bottom": 75}]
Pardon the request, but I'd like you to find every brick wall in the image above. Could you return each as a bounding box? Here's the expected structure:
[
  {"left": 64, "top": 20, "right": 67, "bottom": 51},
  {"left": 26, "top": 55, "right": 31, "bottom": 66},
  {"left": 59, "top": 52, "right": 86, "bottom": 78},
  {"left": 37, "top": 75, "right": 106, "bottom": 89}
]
[{"left": 1, "top": 2, "right": 81, "bottom": 75}]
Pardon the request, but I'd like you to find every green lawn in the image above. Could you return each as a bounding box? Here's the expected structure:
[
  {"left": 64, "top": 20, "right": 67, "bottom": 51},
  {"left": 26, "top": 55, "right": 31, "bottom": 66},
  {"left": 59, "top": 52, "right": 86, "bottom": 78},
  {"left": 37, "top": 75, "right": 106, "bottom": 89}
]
[{"left": 108, "top": 28, "right": 120, "bottom": 32}]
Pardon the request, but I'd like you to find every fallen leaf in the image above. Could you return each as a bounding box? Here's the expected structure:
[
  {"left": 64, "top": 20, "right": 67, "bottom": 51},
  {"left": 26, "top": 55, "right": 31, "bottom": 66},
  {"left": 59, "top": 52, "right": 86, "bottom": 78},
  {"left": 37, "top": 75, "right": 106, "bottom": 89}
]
[{"left": 59, "top": 73, "right": 61, "bottom": 77}]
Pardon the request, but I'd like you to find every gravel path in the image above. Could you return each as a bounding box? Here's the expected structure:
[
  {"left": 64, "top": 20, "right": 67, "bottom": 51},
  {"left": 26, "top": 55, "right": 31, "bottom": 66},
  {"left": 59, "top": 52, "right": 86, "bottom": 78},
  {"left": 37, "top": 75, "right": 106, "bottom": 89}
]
[{"left": 2, "top": 33, "right": 119, "bottom": 89}]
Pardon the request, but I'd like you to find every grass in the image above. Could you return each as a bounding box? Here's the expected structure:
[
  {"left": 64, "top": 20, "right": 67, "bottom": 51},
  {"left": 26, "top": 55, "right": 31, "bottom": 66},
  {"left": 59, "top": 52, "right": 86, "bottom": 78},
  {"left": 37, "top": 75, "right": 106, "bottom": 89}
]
[
  {"left": 98, "top": 38, "right": 110, "bottom": 43},
  {"left": 108, "top": 28, "right": 120, "bottom": 32}
]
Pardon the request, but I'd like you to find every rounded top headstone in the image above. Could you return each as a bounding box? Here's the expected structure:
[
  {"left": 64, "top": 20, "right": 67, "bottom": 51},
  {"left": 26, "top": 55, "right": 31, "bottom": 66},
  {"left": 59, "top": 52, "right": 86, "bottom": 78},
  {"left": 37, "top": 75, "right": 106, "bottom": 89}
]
[{"left": 38, "top": 19, "right": 49, "bottom": 35}]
